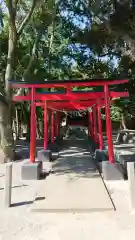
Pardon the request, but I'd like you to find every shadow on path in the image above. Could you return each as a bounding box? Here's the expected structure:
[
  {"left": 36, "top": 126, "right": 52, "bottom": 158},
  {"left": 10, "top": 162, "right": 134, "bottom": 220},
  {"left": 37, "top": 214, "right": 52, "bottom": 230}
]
[
  {"left": 52, "top": 138, "right": 98, "bottom": 179},
  {"left": 11, "top": 201, "right": 33, "bottom": 207}
]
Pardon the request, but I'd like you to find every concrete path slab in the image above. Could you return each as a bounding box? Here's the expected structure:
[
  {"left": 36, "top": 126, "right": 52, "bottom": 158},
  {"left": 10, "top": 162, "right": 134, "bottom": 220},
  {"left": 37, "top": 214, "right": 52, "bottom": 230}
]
[{"left": 32, "top": 138, "right": 114, "bottom": 212}]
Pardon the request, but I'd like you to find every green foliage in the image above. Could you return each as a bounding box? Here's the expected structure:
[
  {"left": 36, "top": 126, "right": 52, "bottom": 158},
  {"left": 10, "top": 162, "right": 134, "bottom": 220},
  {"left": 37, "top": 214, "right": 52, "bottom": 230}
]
[{"left": 1, "top": 0, "right": 135, "bottom": 131}]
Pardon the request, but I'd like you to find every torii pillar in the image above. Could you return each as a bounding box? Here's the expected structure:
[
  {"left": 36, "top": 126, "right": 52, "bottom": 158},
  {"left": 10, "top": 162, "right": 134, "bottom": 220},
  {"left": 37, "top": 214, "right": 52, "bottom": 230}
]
[
  {"left": 104, "top": 84, "right": 115, "bottom": 163},
  {"left": 44, "top": 101, "right": 48, "bottom": 150},
  {"left": 51, "top": 110, "right": 55, "bottom": 143},
  {"left": 93, "top": 105, "right": 97, "bottom": 144},
  {"left": 101, "top": 85, "right": 123, "bottom": 181},
  {"left": 30, "top": 87, "right": 36, "bottom": 163},
  {"left": 97, "top": 105, "right": 103, "bottom": 150},
  {"left": 22, "top": 87, "right": 42, "bottom": 180},
  {"left": 88, "top": 110, "right": 93, "bottom": 137}
]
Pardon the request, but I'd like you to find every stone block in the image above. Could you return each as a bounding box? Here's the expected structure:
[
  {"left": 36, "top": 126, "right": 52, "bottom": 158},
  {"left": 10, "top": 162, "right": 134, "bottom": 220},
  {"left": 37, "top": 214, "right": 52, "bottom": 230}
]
[
  {"left": 127, "top": 162, "right": 135, "bottom": 209},
  {"left": 96, "top": 162, "right": 102, "bottom": 173},
  {"left": 55, "top": 136, "right": 63, "bottom": 143},
  {"left": 102, "top": 161, "right": 123, "bottom": 180},
  {"left": 21, "top": 161, "right": 42, "bottom": 180},
  {"left": 90, "top": 140, "right": 97, "bottom": 152},
  {"left": 48, "top": 143, "right": 60, "bottom": 161},
  {"left": 95, "top": 149, "right": 108, "bottom": 162},
  {"left": 114, "top": 148, "right": 135, "bottom": 179},
  {"left": 51, "top": 152, "right": 59, "bottom": 161},
  {"left": 37, "top": 149, "right": 51, "bottom": 162},
  {"left": 49, "top": 142, "right": 60, "bottom": 152},
  {"left": 115, "top": 151, "right": 135, "bottom": 168},
  {"left": 55, "top": 137, "right": 61, "bottom": 145}
]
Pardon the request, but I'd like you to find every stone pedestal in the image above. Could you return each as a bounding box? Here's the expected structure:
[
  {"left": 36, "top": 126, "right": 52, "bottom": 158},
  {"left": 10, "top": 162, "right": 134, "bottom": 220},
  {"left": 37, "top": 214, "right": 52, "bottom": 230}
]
[
  {"left": 49, "top": 142, "right": 60, "bottom": 152},
  {"left": 48, "top": 142, "right": 60, "bottom": 161},
  {"left": 51, "top": 152, "right": 59, "bottom": 161},
  {"left": 37, "top": 149, "right": 51, "bottom": 162},
  {"left": 102, "top": 161, "right": 123, "bottom": 180},
  {"left": 127, "top": 162, "right": 135, "bottom": 209},
  {"left": 55, "top": 136, "right": 63, "bottom": 145},
  {"left": 114, "top": 149, "right": 135, "bottom": 179},
  {"left": 21, "top": 161, "right": 42, "bottom": 180},
  {"left": 95, "top": 149, "right": 108, "bottom": 162}
]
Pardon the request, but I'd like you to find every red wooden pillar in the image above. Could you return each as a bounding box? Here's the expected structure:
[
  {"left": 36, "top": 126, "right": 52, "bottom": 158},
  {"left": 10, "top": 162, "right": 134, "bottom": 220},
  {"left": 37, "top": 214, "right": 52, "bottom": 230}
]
[
  {"left": 90, "top": 110, "right": 93, "bottom": 137},
  {"left": 51, "top": 110, "right": 55, "bottom": 143},
  {"left": 56, "top": 111, "right": 60, "bottom": 137},
  {"left": 97, "top": 105, "right": 103, "bottom": 150},
  {"left": 55, "top": 111, "right": 58, "bottom": 137},
  {"left": 30, "top": 87, "right": 36, "bottom": 163},
  {"left": 104, "top": 84, "right": 115, "bottom": 163},
  {"left": 90, "top": 109, "right": 93, "bottom": 138},
  {"left": 88, "top": 111, "right": 92, "bottom": 136},
  {"left": 88, "top": 113, "right": 90, "bottom": 136},
  {"left": 93, "top": 105, "right": 97, "bottom": 142},
  {"left": 58, "top": 112, "right": 61, "bottom": 137},
  {"left": 44, "top": 101, "right": 48, "bottom": 150}
]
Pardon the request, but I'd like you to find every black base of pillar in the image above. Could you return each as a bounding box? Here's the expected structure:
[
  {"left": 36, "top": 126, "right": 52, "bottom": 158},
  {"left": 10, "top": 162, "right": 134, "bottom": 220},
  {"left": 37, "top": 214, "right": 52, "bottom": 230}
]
[
  {"left": 48, "top": 142, "right": 60, "bottom": 161},
  {"left": 37, "top": 149, "right": 51, "bottom": 162},
  {"left": 88, "top": 137, "right": 99, "bottom": 151},
  {"left": 95, "top": 149, "right": 108, "bottom": 162},
  {"left": 21, "top": 161, "right": 42, "bottom": 180},
  {"left": 55, "top": 136, "right": 63, "bottom": 143},
  {"left": 51, "top": 152, "right": 59, "bottom": 161},
  {"left": 48, "top": 142, "right": 60, "bottom": 152},
  {"left": 102, "top": 161, "right": 123, "bottom": 180}
]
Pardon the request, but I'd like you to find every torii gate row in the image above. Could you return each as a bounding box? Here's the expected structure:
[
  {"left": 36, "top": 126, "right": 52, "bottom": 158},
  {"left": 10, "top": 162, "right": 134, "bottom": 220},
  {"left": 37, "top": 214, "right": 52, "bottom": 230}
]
[
  {"left": 36, "top": 99, "right": 115, "bottom": 152},
  {"left": 14, "top": 92, "right": 128, "bottom": 164},
  {"left": 15, "top": 92, "right": 128, "bottom": 161},
  {"left": 9, "top": 79, "right": 129, "bottom": 164}
]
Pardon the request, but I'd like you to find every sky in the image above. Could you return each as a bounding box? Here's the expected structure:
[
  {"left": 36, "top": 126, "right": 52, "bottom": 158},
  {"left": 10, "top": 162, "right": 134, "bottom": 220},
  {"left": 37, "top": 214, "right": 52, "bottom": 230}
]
[
  {"left": 61, "top": 6, "right": 118, "bottom": 68},
  {"left": 0, "top": 0, "right": 118, "bottom": 69},
  {"left": 0, "top": 0, "right": 7, "bottom": 11},
  {"left": 61, "top": 9, "right": 90, "bottom": 30}
]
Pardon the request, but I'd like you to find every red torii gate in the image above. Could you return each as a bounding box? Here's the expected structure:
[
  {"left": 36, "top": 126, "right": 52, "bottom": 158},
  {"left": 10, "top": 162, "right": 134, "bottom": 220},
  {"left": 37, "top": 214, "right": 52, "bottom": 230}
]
[
  {"left": 36, "top": 99, "right": 115, "bottom": 151},
  {"left": 9, "top": 79, "right": 129, "bottom": 165}
]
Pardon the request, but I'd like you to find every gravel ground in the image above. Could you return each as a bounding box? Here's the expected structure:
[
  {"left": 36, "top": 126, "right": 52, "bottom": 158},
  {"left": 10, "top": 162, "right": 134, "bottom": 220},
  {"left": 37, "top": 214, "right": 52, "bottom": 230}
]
[
  {"left": 0, "top": 129, "right": 135, "bottom": 240},
  {"left": 0, "top": 161, "right": 135, "bottom": 240}
]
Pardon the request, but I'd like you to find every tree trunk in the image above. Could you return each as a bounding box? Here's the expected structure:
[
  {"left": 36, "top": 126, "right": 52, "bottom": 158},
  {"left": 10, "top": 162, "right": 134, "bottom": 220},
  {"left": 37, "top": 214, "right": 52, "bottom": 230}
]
[
  {"left": 0, "top": 0, "right": 38, "bottom": 160},
  {"left": 15, "top": 107, "right": 20, "bottom": 139},
  {"left": 0, "top": 100, "right": 14, "bottom": 163},
  {"left": 38, "top": 120, "right": 43, "bottom": 138},
  {"left": 12, "top": 118, "right": 17, "bottom": 140},
  {"left": 5, "top": 27, "right": 17, "bottom": 97},
  {"left": 0, "top": 27, "right": 17, "bottom": 161},
  {"left": 36, "top": 115, "right": 41, "bottom": 139},
  {"left": 121, "top": 112, "right": 127, "bottom": 129}
]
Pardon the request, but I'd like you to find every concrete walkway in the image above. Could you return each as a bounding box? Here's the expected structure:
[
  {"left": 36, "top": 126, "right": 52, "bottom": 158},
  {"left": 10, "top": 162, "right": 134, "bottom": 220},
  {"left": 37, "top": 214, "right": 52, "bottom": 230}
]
[{"left": 32, "top": 137, "right": 114, "bottom": 212}]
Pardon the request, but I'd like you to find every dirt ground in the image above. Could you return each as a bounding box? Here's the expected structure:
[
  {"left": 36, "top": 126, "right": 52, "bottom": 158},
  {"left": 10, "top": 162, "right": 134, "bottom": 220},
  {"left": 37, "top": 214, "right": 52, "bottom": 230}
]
[{"left": 0, "top": 135, "right": 135, "bottom": 240}]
